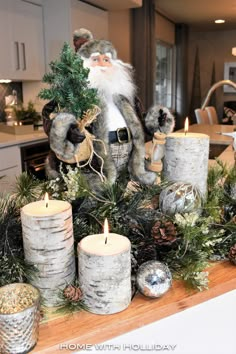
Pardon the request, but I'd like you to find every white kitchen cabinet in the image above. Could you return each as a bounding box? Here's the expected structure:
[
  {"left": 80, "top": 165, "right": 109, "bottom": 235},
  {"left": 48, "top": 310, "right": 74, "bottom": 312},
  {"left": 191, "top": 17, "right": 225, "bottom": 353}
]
[
  {"left": 0, "top": 1, "right": 12, "bottom": 79},
  {"left": 0, "top": 0, "right": 45, "bottom": 81},
  {"left": 0, "top": 145, "right": 21, "bottom": 193}
]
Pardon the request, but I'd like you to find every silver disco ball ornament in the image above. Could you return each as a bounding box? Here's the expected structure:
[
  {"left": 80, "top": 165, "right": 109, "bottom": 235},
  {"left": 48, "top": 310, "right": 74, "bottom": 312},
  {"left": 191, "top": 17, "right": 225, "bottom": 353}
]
[
  {"left": 159, "top": 182, "right": 202, "bottom": 216},
  {"left": 229, "top": 183, "right": 236, "bottom": 201},
  {"left": 136, "top": 261, "right": 172, "bottom": 298}
]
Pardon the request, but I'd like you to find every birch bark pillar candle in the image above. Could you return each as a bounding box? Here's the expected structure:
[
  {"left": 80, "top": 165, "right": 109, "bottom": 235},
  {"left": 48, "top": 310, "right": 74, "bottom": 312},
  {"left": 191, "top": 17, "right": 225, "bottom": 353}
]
[
  {"left": 163, "top": 119, "right": 210, "bottom": 197},
  {"left": 21, "top": 196, "right": 75, "bottom": 307},
  {"left": 78, "top": 220, "right": 131, "bottom": 315}
]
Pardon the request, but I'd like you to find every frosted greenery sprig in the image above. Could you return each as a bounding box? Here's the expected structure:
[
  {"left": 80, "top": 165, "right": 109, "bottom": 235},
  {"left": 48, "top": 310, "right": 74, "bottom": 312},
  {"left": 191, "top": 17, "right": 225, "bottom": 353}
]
[
  {"left": 174, "top": 212, "right": 199, "bottom": 228},
  {"left": 48, "top": 165, "right": 113, "bottom": 204}
]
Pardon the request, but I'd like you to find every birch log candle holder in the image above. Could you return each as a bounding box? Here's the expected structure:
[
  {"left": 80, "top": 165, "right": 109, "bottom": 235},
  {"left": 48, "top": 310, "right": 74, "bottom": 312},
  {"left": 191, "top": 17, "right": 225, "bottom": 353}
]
[
  {"left": 78, "top": 219, "right": 131, "bottom": 315},
  {"left": 163, "top": 118, "right": 210, "bottom": 197},
  {"left": 21, "top": 195, "right": 75, "bottom": 307}
]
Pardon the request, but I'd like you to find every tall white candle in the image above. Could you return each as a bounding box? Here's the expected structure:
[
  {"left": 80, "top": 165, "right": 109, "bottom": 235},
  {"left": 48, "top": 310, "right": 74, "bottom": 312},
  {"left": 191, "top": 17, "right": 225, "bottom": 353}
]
[
  {"left": 21, "top": 199, "right": 75, "bottom": 307},
  {"left": 163, "top": 131, "right": 210, "bottom": 197},
  {"left": 78, "top": 222, "right": 131, "bottom": 315}
]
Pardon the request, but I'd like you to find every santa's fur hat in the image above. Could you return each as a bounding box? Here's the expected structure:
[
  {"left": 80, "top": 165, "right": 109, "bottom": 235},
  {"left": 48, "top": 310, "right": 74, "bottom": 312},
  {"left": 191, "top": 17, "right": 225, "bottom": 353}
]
[
  {"left": 78, "top": 39, "right": 117, "bottom": 60},
  {"left": 73, "top": 28, "right": 93, "bottom": 41}
]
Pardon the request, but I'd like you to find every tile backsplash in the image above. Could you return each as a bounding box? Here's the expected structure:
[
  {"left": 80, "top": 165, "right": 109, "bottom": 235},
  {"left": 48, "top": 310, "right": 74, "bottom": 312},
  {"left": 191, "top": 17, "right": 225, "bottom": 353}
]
[{"left": 0, "top": 82, "right": 23, "bottom": 122}]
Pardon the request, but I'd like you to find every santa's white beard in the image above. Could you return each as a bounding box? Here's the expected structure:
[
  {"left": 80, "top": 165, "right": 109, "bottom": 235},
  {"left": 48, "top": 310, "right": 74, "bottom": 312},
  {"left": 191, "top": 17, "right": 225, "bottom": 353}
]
[{"left": 82, "top": 58, "right": 136, "bottom": 104}]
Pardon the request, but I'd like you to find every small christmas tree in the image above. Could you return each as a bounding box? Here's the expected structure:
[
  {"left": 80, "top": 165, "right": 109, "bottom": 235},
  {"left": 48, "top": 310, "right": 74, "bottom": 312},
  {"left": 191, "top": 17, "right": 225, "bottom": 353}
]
[{"left": 38, "top": 42, "right": 99, "bottom": 118}]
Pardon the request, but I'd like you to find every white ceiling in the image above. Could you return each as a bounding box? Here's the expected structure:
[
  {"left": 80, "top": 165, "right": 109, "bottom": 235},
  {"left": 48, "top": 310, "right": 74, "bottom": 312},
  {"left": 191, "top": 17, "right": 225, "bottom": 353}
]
[
  {"left": 80, "top": 0, "right": 142, "bottom": 11},
  {"left": 155, "top": 0, "right": 236, "bottom": 30},
  {"left": 82, "top": 0, "right": 236, "bottom": 31}
]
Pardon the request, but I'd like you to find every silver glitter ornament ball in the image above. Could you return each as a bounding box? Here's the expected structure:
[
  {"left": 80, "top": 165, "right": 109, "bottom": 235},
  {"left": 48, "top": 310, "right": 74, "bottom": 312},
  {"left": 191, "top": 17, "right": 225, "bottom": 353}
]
[
  {"left": 159, "top": 181, "right": 202, "bottom": 216},
  {"left": 224, "top": 180, "right": 236, "bottom": 201},
  {"left": 136, "top": 261, "right": 172, "bottom": 298}
]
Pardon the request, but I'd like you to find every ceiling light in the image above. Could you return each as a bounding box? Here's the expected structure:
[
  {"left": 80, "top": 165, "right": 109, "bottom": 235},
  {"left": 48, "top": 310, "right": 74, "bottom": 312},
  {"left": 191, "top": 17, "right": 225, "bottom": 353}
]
[
  {"left": 232, "top": 48, "right": 236, "bottom": 56},
  {"left": 0, "top": 79, "right": 12, "bottom": 83},
  {"left": 214, "top": 19, "right": 225, "bottom": 24}
]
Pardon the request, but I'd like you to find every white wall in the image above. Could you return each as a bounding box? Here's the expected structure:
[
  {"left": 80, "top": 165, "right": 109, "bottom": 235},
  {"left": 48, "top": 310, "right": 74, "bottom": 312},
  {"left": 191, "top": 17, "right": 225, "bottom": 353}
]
[
  {"left": 22, "top": 81, "right": 47, "bottom": 113},
  {"left": 70, "top": 0, "right": 108, "bottom": 41},
  {"left": 23, "top": 0, "right": 109, "bottom": 111},
  {"left": 188, "top": 29, "right": 236, "bottom": 116},
  {"left": 108, "top": 10, "right": 131, "bottom": 63}
]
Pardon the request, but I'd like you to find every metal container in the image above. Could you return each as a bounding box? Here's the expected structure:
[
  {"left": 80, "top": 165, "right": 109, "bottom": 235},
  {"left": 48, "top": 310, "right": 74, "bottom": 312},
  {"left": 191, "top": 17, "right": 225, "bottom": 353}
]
[{"left": 0, "top": 283, "right": 40, "bottom": 354}]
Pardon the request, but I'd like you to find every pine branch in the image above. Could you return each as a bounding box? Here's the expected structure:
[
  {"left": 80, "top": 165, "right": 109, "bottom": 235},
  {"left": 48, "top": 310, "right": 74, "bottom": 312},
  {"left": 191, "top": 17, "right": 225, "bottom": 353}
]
[
  {"left": 11, "top": 172, "right": 45, "bottom": 208},
  {"left": 38, "top": 42, "right": 99, "bottom": 118}
]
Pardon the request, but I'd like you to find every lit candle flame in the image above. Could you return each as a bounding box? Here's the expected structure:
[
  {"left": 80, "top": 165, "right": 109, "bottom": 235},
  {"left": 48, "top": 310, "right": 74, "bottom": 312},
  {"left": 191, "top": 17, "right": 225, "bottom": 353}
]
[
  {"left": 184, "top": 117, "right": 189, "bottom": 135},
  {"left": 44, "top": 192, "right": 49, "bottom": 208},
  {"left": 104, "top": 218, "right": 109, "bottom": 244}
]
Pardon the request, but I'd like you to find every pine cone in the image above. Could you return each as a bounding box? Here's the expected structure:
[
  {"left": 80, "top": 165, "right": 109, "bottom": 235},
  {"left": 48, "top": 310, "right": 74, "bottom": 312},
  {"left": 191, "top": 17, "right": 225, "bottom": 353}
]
[
  {"left": 63, "top": 285, "right": 83, "bottom": 302},
  {"left": 151, "top": 220, "right": 177, "bottom": 246},
  {"left": 228, "top": 244, "right": 236, "bottom": 265},
  {"left": 150, "top": 195, "right": 159, "bottom": 209},
  {"left": 136, "top": 242, "right": 157, "bottom": 266}
]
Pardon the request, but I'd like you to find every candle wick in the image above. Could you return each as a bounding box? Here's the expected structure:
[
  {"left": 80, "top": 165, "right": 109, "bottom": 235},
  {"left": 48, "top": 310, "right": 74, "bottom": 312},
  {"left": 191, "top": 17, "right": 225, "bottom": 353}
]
[
  {"left": 105, "top": 237, "right": 107, "bottom": 244},
  {"left": 185, "top": 131, "right": 187, "bottom": 136},
  {"left": 46, "top": 202, "right": 48, "bottom": 208}
]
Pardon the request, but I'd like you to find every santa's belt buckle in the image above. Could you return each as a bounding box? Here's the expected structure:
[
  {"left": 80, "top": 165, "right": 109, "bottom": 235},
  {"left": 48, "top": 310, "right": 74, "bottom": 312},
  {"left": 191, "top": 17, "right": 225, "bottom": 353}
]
[{"left": 116, "top": 127, "right": 131, "bottom": 143}]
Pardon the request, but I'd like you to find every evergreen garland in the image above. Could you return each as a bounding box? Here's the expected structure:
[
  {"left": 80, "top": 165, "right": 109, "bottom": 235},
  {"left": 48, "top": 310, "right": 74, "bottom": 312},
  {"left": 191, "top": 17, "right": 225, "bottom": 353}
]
[
  {"left": 0, "top": 174, "right": 42, "bottom": 286},
  {"left": 0, "top": 160, "right": 235, "bottom": 307},
  {"left": 38, "top": 42, "right": 99, "bottom": 118}
]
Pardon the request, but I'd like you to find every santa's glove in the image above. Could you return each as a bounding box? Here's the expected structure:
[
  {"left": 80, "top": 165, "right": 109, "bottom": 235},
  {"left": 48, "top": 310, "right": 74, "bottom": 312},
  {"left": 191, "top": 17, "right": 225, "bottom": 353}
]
[
  {"left": 42, "top": 99, "right": 58, "bottom": 135},
  {"left": 67, "top": 124, "right": 85, "bottom": 144},
  {"left": 50, "top": 113, "right": 85, "bottom": 162},
  {"left": 145, "top": 105, "right": 175, "bottom": 135}
]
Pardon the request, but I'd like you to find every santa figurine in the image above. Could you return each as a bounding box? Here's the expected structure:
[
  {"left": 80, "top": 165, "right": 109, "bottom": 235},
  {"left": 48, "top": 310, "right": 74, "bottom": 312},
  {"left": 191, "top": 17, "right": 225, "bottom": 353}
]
[{"left": 42, "top": 39, "right": 175, "bottom": 189}]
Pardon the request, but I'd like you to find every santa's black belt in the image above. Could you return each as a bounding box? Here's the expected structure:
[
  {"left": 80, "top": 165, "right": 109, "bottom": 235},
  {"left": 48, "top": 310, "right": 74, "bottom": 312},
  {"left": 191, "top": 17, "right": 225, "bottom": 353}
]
[{"left": 109, "top": 127, "right": 131, "bottom": 144}]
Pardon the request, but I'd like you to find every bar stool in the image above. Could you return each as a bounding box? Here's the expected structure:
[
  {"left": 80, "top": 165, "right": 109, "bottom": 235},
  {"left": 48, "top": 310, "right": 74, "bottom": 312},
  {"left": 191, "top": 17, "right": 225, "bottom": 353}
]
[
  {"left": 205, "top": 106, "right": 219, "bottom": 124},
  {"left": 195, "top": 108, "right": 210, "bottom": 124}
]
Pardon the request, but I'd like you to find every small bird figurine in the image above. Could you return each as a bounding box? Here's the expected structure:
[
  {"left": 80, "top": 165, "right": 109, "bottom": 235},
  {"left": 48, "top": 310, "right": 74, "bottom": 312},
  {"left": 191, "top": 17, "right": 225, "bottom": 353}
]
[{"left": 216, "top": 131, "right": 236, "bottom": 151}]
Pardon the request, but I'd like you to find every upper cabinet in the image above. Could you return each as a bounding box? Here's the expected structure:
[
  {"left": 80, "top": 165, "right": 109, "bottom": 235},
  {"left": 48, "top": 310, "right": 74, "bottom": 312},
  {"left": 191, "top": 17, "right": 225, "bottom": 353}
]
[
  {"left": 43, "top": 0, "right": 108, "bottom": 68},
  {"left": 0, "top": 0, "right": 45, "bottom": 81},
  {"left": 0, "top": 1, "right": 12, "bottom": 79}
]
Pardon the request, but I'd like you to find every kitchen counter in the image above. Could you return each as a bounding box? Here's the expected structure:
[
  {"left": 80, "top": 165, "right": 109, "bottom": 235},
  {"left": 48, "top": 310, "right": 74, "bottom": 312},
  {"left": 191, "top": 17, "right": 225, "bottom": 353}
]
[
  {"left": 146, "top": 124, "right": 235, "bottom": 169},
  {"left": 180, "top": 124, "right": 235, "bottom": 167},
  {"left": 0, "top": 130, "right": 47, "bottom": 148}
]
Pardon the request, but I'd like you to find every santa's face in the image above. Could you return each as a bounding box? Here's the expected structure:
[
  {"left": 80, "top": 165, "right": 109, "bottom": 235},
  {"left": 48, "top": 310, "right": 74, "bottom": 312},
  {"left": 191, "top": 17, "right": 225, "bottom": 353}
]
[
  {"left": 89, "top": 53, "right": 112, "bottom": 68},
  {"left": 81, "top": 52, "right": 136, "bottom": 103}
]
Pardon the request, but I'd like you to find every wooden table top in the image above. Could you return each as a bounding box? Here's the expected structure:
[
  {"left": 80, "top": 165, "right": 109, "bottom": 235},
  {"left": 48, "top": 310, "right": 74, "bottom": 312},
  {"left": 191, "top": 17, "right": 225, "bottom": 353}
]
[
  {"left": 178, "top": 124, "right": 235, "bottom": 145},
  {"left": 32, "top": 261, "right": 236, "bottom": 353}
]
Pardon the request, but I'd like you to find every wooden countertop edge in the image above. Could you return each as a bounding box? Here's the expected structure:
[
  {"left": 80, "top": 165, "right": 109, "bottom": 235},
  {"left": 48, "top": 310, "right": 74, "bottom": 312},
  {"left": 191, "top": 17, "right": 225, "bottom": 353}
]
[{"left": 32, "top": 261, "right": 236, "bottom": 353}]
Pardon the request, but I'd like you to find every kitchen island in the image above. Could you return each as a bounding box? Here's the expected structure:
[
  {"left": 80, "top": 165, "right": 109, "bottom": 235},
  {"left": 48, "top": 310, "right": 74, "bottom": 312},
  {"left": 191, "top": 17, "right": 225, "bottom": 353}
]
[
  {"left": 31, "top": 124, "right": 236, "bottom": 354},
  {"left": 32, "top": 262, "right": 236, "bottom": 354}
]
